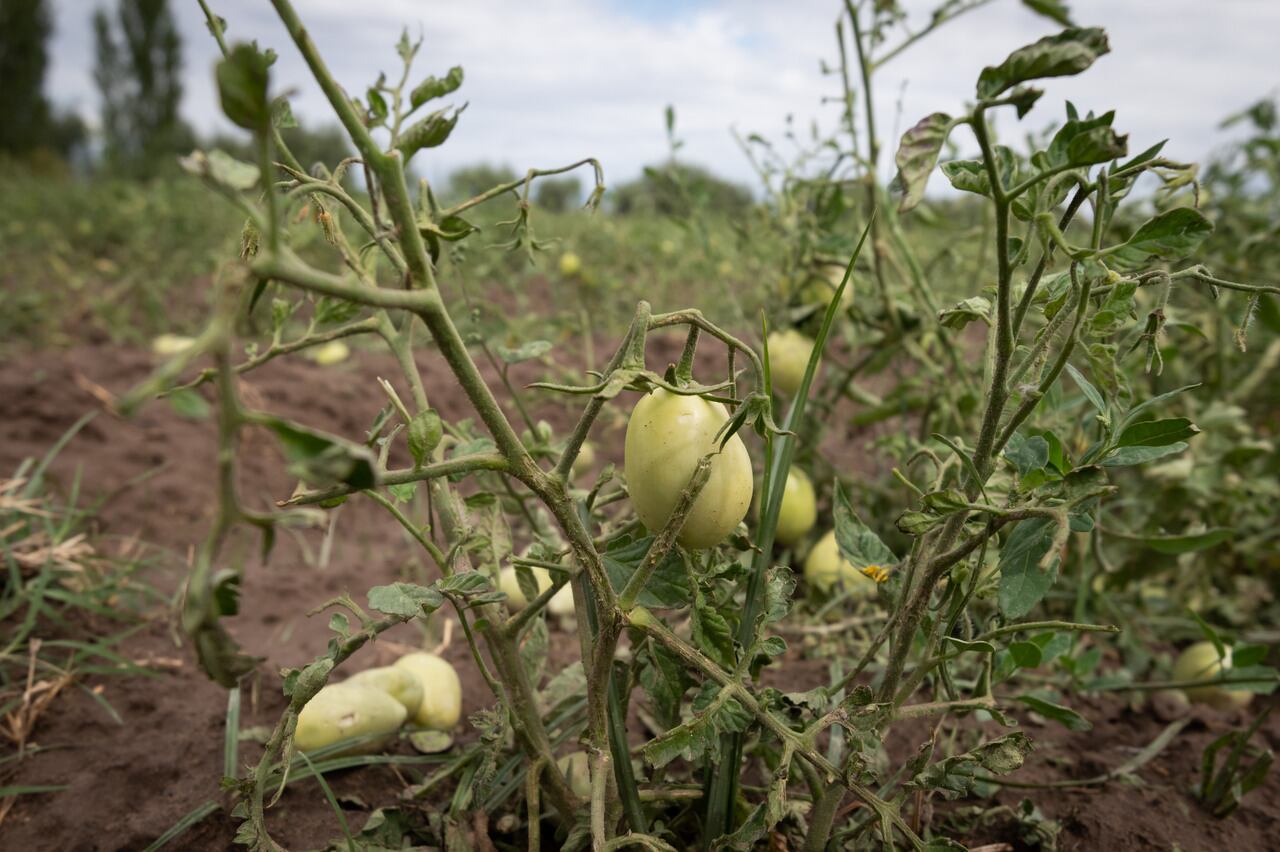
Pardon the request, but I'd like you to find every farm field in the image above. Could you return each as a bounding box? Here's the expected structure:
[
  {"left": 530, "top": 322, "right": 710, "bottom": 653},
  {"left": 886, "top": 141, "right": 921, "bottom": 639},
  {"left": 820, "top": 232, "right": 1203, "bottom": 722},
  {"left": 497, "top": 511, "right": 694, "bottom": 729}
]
[{"left": 2, "top": 1, "right": 1278, "bottom": 850}]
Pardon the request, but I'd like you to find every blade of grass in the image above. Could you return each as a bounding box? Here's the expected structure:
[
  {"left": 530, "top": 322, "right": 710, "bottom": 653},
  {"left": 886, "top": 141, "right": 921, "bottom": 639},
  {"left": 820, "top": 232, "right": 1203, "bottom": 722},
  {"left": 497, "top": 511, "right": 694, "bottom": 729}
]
[
  {"left": 296, "top": 750, "right": 357, "bottom": 851},
  {"left": 704, "top": 219, "right": 874, "bottom": 844},
  {"left": 142, "top": 799, "right": 221, "bottom": 852}
]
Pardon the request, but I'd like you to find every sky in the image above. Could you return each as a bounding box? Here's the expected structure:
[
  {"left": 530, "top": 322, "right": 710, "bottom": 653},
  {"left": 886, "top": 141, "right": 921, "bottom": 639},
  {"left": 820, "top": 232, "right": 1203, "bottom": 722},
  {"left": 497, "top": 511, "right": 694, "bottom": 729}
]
[{"left": 46, "top": 0, "right": 1280, "bottom": 192}]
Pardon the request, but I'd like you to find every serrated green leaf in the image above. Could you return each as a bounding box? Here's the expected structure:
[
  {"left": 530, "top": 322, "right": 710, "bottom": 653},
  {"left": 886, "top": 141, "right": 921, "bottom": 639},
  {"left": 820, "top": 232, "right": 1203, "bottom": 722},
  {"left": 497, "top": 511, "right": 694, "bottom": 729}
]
[
  {"left": 1105, "top": 207, "right": 1213, "bottom": 270},
  {"left": 602, "top": 537, "right": 690, "bottom": 609}
]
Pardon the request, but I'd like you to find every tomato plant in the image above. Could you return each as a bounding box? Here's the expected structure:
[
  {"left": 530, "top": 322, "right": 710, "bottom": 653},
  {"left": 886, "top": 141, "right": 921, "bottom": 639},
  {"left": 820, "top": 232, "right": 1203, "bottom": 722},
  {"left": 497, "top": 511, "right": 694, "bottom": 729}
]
[{"left": 116, "top": 1, "right": 1279, "bottom": 849}]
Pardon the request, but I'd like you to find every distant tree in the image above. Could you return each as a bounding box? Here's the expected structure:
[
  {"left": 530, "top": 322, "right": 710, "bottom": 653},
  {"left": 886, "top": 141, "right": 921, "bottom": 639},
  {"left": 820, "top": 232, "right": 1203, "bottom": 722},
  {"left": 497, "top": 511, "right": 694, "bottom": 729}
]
[
  {"left": 534, "top": 176, "right": 582, "bottom": 213},
  {"left": 93, "top": 0, "right": 193, "bottom": 177},
  {"left": 611, "top": 162, "right": 753, "bottom": 217},
  {"left": 0, "top": 0, "right": 84, "bottom": 162}
]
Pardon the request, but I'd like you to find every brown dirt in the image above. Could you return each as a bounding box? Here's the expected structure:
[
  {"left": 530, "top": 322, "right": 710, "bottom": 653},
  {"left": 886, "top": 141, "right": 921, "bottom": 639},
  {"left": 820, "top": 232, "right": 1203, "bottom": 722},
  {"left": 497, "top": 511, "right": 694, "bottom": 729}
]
[{"left": 1, "top": 342, "right": 1277, "bottom": 851}]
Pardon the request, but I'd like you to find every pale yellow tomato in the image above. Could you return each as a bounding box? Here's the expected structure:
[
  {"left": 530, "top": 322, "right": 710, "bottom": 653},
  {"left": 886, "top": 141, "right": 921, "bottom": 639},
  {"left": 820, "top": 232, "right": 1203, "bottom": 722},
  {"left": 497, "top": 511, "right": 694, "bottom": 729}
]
[
  {"left": 572, "top": 441, "right": 597, "bottom": 476},
  {"left": 625, "top": 388, "right": 753, "bottom": 549},
  {"left": 294, "top": 683, "right": 407, "bottom": 756},
  {"left": 346, "top": 666, "right": 424, "bottom": 717},
  {"left": 309, "top": 340, "right": 350, "bottom": 365},
  {"left": 798, "top": 265, "right": 854, "bottom": 311},
  {"left": 151, "top": 334, "right": 195, "bottom": 357},
  {"left": 394, "top": 652, "right": 463, "bottom": 729},
  {"left": 498, "top": 566, "right": 554, "bottom": 610},
  {"left": 773, "top": 469, "right": 817, "bottom": 546},
  {"left": 559, "top": 252, "right": 582, "bottom": 277},
  {"left": 1172, "top": 641, "right": 1252, "bottom": 710},
  {"left": 766, "top": 330, "right": 816, "bottom": 397},
  {"left": 548, "top": 583, "right": 576, "bottom": 617},
  {"left": 803, "top": 529, "right": 877, "bottom": 597},
  {"left": 557, "top": 751, "right": 592, "bottom": 799}
]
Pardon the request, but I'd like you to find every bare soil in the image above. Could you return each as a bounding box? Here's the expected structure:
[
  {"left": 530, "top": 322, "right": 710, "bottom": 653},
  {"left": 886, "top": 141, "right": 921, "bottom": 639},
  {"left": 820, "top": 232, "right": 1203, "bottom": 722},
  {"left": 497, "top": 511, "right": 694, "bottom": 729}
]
[{"left": 1, "top": 342, "right": 1276, "bottom": 851}]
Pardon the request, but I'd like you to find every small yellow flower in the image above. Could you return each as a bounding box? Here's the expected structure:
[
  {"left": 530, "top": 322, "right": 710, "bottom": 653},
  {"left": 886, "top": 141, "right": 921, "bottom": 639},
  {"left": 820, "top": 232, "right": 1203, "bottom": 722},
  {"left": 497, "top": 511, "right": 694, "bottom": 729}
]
[{"left": 860, "top": 564, "right": 891, "bottom": 584}]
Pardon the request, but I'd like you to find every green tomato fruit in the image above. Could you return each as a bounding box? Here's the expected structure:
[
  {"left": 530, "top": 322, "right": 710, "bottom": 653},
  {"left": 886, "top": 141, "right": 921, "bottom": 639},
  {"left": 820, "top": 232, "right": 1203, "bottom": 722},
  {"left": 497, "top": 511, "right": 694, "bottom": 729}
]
[
  {"left": 773, "top": 469, "right": 817, "bottom": 546},
  {"left": 557, "top": 751, "right": 592, "bottom": 800},
  {"left": 803, "top": 530, "right": 877, "bottom": 597},
  {"left": 624, "top": 388, "right": 753, "bottom": 549},
  {"left": 766, "top": 330, "right": 816, "bottom": 398},
  {"left": 1172, "top": 641, "right": 1252, "bottom": 710},
  {"left": 294, "top": 683, "right": 407, "bottom": 756},
  {"left": 498, "top": 566, "right": 553, "bottom": 610},
  {"left": 394, "top": 652, "right": 463, "bottom": 730},
  {"left": 559, "top": 252, "right": 582, "bottom": 277},
  {"left": 346, "top": 666, "right": 424, "bottom": 718}
]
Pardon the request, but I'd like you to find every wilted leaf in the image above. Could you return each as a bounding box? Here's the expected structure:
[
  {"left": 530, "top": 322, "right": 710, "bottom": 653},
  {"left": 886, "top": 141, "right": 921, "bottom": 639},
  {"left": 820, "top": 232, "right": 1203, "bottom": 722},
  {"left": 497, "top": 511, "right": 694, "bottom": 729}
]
[
  {"left": 896, "top": 112, "right": 954, "bottom": 212},
  {"left": 976, "top": 27, "right": 1110, "bottom": 100},
  {"left": 410, "top": 66, "right": 464, "bottom": 109},
  {"left": 367, "top": 582, "right": 444, "bottom": 618}
]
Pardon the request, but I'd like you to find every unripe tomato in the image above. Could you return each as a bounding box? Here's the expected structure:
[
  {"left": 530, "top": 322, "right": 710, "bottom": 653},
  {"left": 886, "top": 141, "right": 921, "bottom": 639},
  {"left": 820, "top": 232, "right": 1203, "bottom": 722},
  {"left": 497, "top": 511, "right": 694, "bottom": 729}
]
[
  {"left": 559, "top": 252, "right": 582, "bottom": 277},
  {"left": 773, "top": 469, "right": 816, "bottom": 546},
  {"left": 346, "top": 665, "right": 424, "bottom": 717},
  {"left": 548, "top": 583, "right": 576, "bottom": 617},
  {"left": 498, "top": 566, "right": 553, "bottom": 610},
  {"left": 557, "top": 751, "right": 592, "bottom": 799},
  {"left": 803, "top": 530, "right": 877, "bottom": 597},
  {"left": 294, "top": 682, "right": 407, "bottom": 756},
  {"left": 766, "top": 330, "right": 815, "bottom": 398},
  {"left": 394, "top": 652, "right": 463, "bottom": 729},
  {"left": 151, "top": 334, "right": 195, "bottom": 357},
  {"left": 798, "top": 266, "right": 854, "bottom": 311},
  {"left": 309, "top": 340, "right": 350, "bottom": 365},
  {"left": 624, "top": 388, "right": 753, "bottom": 549},
  {"left": 1172, "top": 641, "right": 1252, "bottom": 710},
  {"left": 572, "top": 441, "right": 597, "bottom": 475}
]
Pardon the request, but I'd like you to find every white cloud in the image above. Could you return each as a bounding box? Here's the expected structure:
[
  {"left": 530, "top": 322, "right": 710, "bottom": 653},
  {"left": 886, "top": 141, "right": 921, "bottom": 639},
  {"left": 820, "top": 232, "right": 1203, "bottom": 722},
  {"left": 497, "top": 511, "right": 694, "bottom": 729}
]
[{"left": 47, "top": 0, "right": 1280, "bottom": 191}]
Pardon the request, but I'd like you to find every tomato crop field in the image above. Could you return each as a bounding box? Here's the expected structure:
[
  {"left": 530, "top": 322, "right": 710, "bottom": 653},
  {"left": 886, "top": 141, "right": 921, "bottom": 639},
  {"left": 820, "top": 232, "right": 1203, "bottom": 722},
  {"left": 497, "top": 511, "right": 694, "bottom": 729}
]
[{"left": 2, "top": 1, "right": 1279, "bottom": 850}]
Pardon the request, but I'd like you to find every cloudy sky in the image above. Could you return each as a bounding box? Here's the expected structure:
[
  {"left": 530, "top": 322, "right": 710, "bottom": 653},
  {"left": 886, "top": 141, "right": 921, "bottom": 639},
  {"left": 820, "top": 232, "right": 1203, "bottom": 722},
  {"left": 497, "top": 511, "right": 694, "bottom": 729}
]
[{"left": 47, "top": 0, "right": 1280, "bottom": 190}]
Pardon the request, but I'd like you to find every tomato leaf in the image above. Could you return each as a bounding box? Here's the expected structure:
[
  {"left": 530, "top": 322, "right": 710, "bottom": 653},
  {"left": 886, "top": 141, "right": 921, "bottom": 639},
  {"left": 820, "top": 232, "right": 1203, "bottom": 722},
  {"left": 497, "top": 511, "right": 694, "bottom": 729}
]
[
  {"left": 976, "top": 27, "right": 1110, "bottom": 100},
  {"left": 367, "top": 582, "right": 445, "bottom": 618},
  {"left": 602, "top": 536, "right": 690, "bottom": 609},
  {"left": 998, "top": 517, "right": 1060, "bottom": 618},
  {"left": 1016, "top": 694, "right": 1092, "bottom": 730}
]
